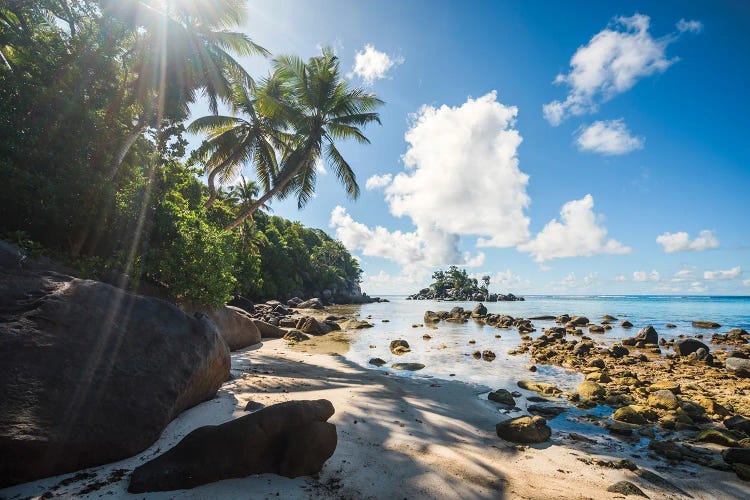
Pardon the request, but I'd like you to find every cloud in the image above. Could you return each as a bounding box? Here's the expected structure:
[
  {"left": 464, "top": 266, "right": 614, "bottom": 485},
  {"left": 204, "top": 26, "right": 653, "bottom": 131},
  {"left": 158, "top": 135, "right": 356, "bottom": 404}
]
[
  {"left": 547, "top": 272, "right": 599, "bottom": 291},
  {"left": 518, "top": 194, "right": 631, "bottom": 262},
  {"left": 543, "top": 14, "right": 698, "bottom": 125},
  {"left": 332, "top": 91, "right": 531, "bottom": 274},
  {"left": 350, "top": 44, "right": 404, "bottom": 85},
  {"left": 676, "top": 19, "right": 703, "bottom": 33},
  {"left": 360, "top": 270, "right": 428, "bottom": 295},
  {"left": 703, "top": 266, "right": 742, "bottom": 281},
  {"left": 633, "top": 270, "right": 661, "bottom": 282},
  {"left": 744, "top": 279, "right": 750, "bottom": 287},
  {"left": 576, "top": 119, "right": 644, "bottom": 155},
  {"left": 614, "top": 274, "right": 627, "bottom": 282},
  {"left": 365, "top": 173, "right": 393, "bottom": 190},
  {"left": 314, "top": 157, "right": 327, "bottom": 175},
  {"left": 672, "top": 266, "right": 696, "bottom": 282},
  {"left": 656, "top": 230, "right": 719, "bottom": 253}
]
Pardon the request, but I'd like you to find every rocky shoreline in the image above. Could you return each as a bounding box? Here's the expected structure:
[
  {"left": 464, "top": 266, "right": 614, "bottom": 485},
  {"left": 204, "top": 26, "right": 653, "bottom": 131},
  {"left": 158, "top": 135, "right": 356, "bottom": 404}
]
[
  {"left": 422, "top": 304, "right": 750, "bottom": 483},
  {"left": 407, "top": 289, "right": 523, "bottom": 302}
]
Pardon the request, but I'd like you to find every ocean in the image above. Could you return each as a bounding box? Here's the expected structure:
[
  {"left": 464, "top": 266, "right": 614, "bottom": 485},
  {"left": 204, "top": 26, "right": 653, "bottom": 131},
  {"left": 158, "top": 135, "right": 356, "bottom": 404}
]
[{"left": 340, "top": 295, "right": 750, "bottom": 393}]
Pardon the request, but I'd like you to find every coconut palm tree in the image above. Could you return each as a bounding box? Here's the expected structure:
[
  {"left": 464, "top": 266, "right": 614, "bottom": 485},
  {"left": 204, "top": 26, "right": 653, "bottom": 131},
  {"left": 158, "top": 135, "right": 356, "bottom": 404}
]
[
  {"left": 103, "top": 0, "right": 268, "bottom": 177},
  {"left": 230, "top": 175, "right": 273, "bottom": 213},
  {"left": 223, "top": 47, "right": 382, "bottom": 231},
  {"left": 188, "top": 80, "right": 284, "bottom": 208}
]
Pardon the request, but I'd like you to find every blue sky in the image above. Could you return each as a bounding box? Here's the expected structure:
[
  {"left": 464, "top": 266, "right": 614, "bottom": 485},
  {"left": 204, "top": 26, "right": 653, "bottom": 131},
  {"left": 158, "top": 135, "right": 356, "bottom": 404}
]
[{"left": 190, "top": 0, "right": 750, "bottom": 296}]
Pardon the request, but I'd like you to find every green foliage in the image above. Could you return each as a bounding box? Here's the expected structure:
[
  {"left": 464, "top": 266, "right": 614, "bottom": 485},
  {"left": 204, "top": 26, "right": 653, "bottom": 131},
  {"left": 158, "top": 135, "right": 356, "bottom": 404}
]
[
  {"left": 0, "top": 1, "right": 364, "bottom": 307},
  {"left": 430, "top": 266, "right": 481, "bottom": 295}
]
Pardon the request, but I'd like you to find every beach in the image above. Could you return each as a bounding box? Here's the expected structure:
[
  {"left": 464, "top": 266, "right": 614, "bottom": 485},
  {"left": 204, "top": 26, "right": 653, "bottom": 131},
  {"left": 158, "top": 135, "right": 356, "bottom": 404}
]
[{"left": 3, "top": 316, "right": 749, "bottom": 499}]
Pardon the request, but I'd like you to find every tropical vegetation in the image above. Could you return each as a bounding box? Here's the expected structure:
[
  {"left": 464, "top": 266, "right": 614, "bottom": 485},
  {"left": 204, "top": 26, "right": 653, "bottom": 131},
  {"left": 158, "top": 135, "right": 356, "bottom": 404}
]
[{"left": 0, "top": 0, "right": 379, "bottom": 307}]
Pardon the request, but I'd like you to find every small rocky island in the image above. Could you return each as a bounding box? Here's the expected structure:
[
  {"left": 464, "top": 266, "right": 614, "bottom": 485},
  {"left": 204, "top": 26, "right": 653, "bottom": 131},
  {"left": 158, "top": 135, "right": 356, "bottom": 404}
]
[{"left": 407, "top": 266, "right": 524, "bottom": 301}]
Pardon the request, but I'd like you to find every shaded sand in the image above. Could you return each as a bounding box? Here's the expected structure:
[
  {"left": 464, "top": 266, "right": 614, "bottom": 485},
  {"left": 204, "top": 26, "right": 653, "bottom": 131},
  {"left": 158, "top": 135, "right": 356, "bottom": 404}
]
[{"left": 2, "top": 338, "right": 749, "bottom": 499}]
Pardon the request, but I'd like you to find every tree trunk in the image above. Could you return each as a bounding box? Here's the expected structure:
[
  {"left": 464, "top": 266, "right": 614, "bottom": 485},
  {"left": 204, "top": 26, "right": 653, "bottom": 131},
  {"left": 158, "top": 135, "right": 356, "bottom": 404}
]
[
  {"left": 203, "top": 167, "right": 221, "bottom": 208},
  {"left": 108, "top": 120, "right": 147, "bottom": 179}
]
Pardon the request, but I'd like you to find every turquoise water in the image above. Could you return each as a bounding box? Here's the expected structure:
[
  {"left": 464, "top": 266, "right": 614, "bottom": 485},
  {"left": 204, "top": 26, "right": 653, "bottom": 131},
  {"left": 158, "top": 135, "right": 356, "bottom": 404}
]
[{"left": 343, "top": 295, "right": 750, "bottom": 394}]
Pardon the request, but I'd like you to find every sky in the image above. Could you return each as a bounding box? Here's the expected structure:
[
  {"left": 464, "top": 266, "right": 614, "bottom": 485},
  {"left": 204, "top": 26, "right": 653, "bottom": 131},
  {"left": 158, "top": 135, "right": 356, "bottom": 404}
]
[{"left": 189, "top": 0, "right": 750, "bottom": 296}]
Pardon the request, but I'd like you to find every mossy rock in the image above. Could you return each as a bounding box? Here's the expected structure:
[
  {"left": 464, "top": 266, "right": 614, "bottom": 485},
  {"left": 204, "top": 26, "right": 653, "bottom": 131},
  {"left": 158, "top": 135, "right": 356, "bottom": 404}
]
[
  {"left": 577, "top": 380, "right": 606, "bottom": 400},
  {"left": 517, "top": 379, "right": 562, "bottom": 396},
  {"left": 613, "top": 405, "right": 655, "bottom": 425},
  {"left": 697, "top": 429, "right": 740, "bottom": 447},
  {"left": 648, "top": 389, "right": 679, "bottom": 410}
]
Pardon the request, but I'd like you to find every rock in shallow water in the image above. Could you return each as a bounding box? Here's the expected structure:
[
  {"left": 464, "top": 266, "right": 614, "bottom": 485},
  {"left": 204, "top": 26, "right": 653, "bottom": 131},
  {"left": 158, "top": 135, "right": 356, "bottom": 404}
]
[
  {"left": 391, "top": 362, "right": 425, "bottom": 371},
  {"left": 488, "top": 388, "right": 515, "bottom": 407},
  {"left": 496, "top": 415, "right": 551, "bottom": 444},
  {"left": 673, "top": 338, "right": 709, "bottom": 357},
  {"left": 128, "top": 400, "right": 337, "bottom": 493}
]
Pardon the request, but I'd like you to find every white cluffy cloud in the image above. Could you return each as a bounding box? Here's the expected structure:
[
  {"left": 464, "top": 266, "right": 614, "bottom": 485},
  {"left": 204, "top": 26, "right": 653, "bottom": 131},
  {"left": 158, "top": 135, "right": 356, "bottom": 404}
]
[
  {"left": 656, "top": 230, "right": 719, "bottom": 253},
  {"left": 543, "top": 14, "right": 700, "bottom": 125},
  {"left": 330, "top": 91, "right": 530, "bottom": 272},
  {"left": 518, "top": 194, "right": 631, "bottom": 263},
  {"left": 365, "top": 173, "right": 393, "bottom": 190},
  {"left": 676, "top": 19, "right": 703, "bottom": 33},
  {"left": 547, "top": 272, "right": 599, "bottom": 291},
  {"left": 633, "top": 270, "right": 661, "bottom": 282},
  {"left": 350, "top": 44, "right": 404, "bottom": 85},
  {"left": 704, "top": 266, "right": 741, "bottom": 281},
  {"left": 576, "top": 119, "right": 644, "bottom": 155}
]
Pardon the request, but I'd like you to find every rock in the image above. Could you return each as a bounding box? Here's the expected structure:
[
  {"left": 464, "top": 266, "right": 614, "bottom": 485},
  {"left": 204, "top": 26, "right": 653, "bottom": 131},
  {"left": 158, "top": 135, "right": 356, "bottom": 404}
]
[
  {"left": 391, "top": 363, "right": 425, "bottom": 371},
  {"left": 297, "top": 298, "right": 325, "bottom": 310},
  {"left": 244, "top": 401, "right": 265, "bottom": 412},
  {"left": 577, "top": 381, "right": 605, "bottom": 400},
  {"left": 496, "top": 416, "right": 551, "bottom": 443},
  {"left": 602, "top": 315, "right": 618, "bottom": 322},
  {"left": 227, "top": 296, "right": 255, "bottom": 313},
  {"left": 472, "top": 350, "right": 482, "bottom": 359},
  {"left": 424, "top": 311, "right": 441, "bottom": 323},
  {"left": 648, "top": 390, "right": 679, "bottom": 410},
  {"left": 450, "top": 306, "right": 464, "bottom": 315},
  {"left": 674, "top": 338, "right": 709, "bottom": 356},
  {"left": 636, "top": 325, "right": 658, "bottom": 345},
  {"left": 482, "top": 349, "right": 496, "bottom": 361},
  {"left": 723, "top": 447, "right": 750, "bottom": 465},
  {"left": 297, "top": 317, "right": 330, "bottom": 336},
  {"left": 570, "top": 316, "right": 589, "bottom": 326},
  {"left": 339, "top": 319, "right": 374, "bottom": 329},
  {"left": 0, "top": 270, "right": 230, "bottom": 488},
  {"left": 649, "top": 381, "right": 680, "bottom": 394},
  {"left": 283, "top": 329, "right": 310, "bottom": 342},
  {"left": 606, "top": 481, "right": 649, "bottom": 498},
  {"left": 517, "top": 379, "right": 562, "bottom": 395},
  {"left": 665, "top": 323, "right": 676, "bottom": 328},
  {"left": 128, "top": 400, "right": 337, "bottom": 492},
  {"left": 697, "top": 430, "right": 740, "bottom": 447},
  {"left": 488, "top": 388, "right": 515, "bottom": 406},
  {"left": 605, "top": 421, "right": 635, "bottom": 436},
  {"left": 252, "top": 319, "right": 286, "bottom": 339},
  {"left": 692, "top": 321, "right": 721, "bottom": 329},
  {"left": 611, "top": 345, "right": 629, "bottom": 358},
  {"left": 472, "top": 303, "right": 488, "bottom": 316},
  {"left": 621, "top": 320, "right": 634, "bottom": 328},
  {"left": 369, "top": 358, "right": 387, "bottom": 367},
  {"left": 725, "top": 415, "right": 750, "bottom": 434},
  {"left": 726, "top": 357, "right": 750, "bottom": 377},
  {"left": 589, "top": 358, "right": 606, "bottom": 369},
  {"left": 529, "top": 315, "right": 556, "bottom": 320},
  {"left": 206, "top": 305, "right": 261, "bottom": 350},
  {"left": 286, "top": 297, "right": 303, "bottom": 307},
  {"left": 555, "top": 314, "right": 571, "bottom": 324},
  {"left": 528, "top": 405, "right": 567, "bottom": 418},
  {"left": 390, "top": 339, "right": 411, "bottom": 355},
  {"left": 613, "top": 405, "right": 655, "bottom": 425},
  {"left": 589, "top": 325, "right": 605, "bottom": 334},
  {"left": 734, "top": 463, "right": 750, "bottom": 481}
]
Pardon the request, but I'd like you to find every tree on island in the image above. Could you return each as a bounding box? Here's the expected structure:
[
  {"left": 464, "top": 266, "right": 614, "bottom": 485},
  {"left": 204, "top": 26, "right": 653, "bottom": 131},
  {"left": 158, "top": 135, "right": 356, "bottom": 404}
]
[{"left": 408, "top": 266, "right": 522, "bottom": 302}]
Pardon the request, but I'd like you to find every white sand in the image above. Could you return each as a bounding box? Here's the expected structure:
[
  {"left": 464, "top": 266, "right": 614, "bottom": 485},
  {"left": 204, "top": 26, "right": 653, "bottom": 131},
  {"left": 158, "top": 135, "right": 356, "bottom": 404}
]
[{"left": 2, "top": 337, "right": 749, "bottom": 499}]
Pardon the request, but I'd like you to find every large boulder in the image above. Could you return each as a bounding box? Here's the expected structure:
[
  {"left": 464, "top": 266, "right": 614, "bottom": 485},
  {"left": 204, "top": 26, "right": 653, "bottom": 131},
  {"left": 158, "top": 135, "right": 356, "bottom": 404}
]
[
  {"left": 227, "top": 296, "right": 255, "bottom": 314},
  {"left": 635, "top": 325, "right": 658, "bottom": 344},
  {"left": 297, "top": 316, "right": 331, "bottom": 336},
  {"left": 252, "top": 319, "right": 286, "bottom": 339},
  {"left": 206, "top": 305, "right": 261, "bottom": 350},
  {"left": 496, "top": 415, "right": 551, "bottom": 443},
  {"left": 0, "top": 268, "right": 230, "bottom": 488},
  {"left": 674, "top": 338, "right": 709, "bottom": 357},
  {"left": 472, "top": 303, "right": 488, "bottom": 317},
  {"left": 128, "top": 400, "right": 337, "bottom": 493},
  {"left": 692, "top": 321, "right": 721, "bottom": 329}
]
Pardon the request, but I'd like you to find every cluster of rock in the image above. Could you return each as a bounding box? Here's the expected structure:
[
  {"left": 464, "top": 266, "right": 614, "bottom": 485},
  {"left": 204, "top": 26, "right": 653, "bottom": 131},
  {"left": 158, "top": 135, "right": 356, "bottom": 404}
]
[
  {"left": 424, "top": 304, "right": 534, "bottom": 333},
  {"left": 408, "top": 289, "right": 523, "bottom": 302},
  {"left": 503, "top": 317, "right": 750, "bottom": 482},
  {"left": 0, "top": 243, "right": 342, "bottom": 489}
]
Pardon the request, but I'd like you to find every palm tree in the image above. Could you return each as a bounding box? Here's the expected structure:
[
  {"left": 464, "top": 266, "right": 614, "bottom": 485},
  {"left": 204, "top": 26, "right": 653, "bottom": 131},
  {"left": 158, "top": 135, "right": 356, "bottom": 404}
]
[
  {"left": 230, "top": 175, "right": 273, "bottom": 213},
  {"left": 188, "top": 80, "right": 284, "bottom": 208},
  {"left": 103, "top": 0, "right": 268, "bottom": 177},
  {"left": 223, "top": 47, "right": 382, "bottom": 231}
]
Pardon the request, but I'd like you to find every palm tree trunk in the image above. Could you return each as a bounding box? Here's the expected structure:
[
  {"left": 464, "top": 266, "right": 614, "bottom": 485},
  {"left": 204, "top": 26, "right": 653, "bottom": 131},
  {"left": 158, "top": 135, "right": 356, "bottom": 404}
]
[
  {"left": 108, "top": 119, "right": 147, "bottom": 178},
  {"left": 224, "top": 163, "right": 304, "bottom": 231},
  {"left": 204, "top": 167, "right": 221, "bottom": 208}
]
